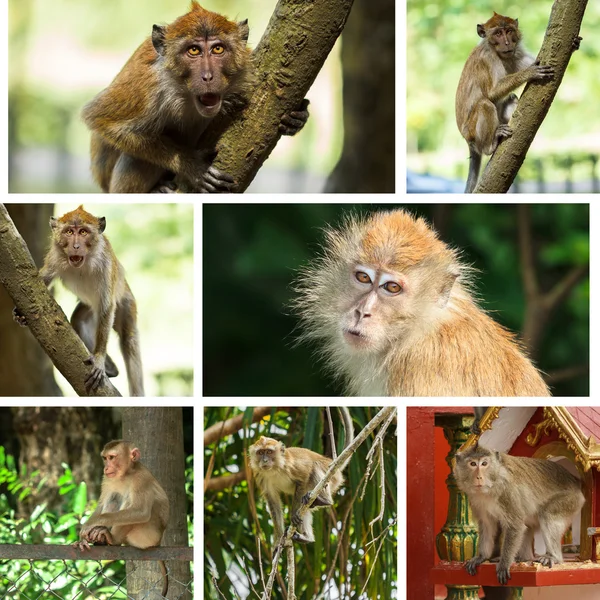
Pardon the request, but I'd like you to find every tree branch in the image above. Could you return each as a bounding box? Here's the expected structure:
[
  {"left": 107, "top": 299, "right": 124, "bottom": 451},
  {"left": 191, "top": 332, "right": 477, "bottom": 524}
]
[
  {"left": 475, "top": 0, "right": 588, "bottom": 193},
  {"left": 204, "top": 407, "right": 274, "bottom": 446},
  {"left": 205, "top": 0, "right": 356, "bottom": 192},
  {"left": 0, "top": 205, "right": 121, "bottom": 397}
]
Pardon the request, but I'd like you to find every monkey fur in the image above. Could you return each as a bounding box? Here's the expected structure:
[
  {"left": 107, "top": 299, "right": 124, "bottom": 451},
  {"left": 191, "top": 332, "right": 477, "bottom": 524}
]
[
  {"left": 454, "top": 445, "right": 584, "bottom": 586},
  {"left": 82, "top": 1, "right": 309, "bottom": 193},
  {"left": 248, "top": 407, "right": 354, "bottom": 545},
  {"left": 455, "top": 13, "right": 554, "bottom": 193},
  {"left": 293, "top": 209, "right": 550, "bottom": 397}
]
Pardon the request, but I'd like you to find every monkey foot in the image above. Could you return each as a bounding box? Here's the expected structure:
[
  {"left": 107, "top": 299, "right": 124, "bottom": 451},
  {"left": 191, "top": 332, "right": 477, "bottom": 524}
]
[
  {"left": 292, "top": 532, "right": 313, "bottom": 544},
  {"left": 534, "top": 555, "right": 558, "bottom": 568},
  {"left": 200, "top": 166, "right": 236, "bottom": 193},
  {"left": 84, "top": 355, "right": 107, "bottom": 392},
  {"left": 12, "top": 307, "right": 28, "bottom": 327},
  {"left": 73, "top": 540, "right": 91, "bottom": 551},
  {"left": 495, "top": 125, "right": 513, "bottom": 140}
]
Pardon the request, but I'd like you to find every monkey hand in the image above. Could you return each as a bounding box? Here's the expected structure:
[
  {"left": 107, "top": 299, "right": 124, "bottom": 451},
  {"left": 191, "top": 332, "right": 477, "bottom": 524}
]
[
  {"left": 84, "top": 354, "right": 107, "bottom": 392},
  {"left": 197, "top": 165, "right": 237, "bottom": 193},
  {"left": 535, "top": 555, "right": 557, "bottom": 568},
  {"left": 279, "top": 99, "right": 310, "bottom": 136},
  {"left": 528, "top": 62, "right": 554, "bottom": 82},
  {"left": 465, "top": 555, "right": 485, "bottom": 576},
  {"left": 73, "top": 539, "right": 91, "bottom": 551},
  {"left": 13, "top": 307, "right": 28, "bottom": 327},
  {"left": 496, "top": 562, "right": 511, "bottom": 585},
  {"left": 572, "top": 36, "right": 582, "bottom": 52}
]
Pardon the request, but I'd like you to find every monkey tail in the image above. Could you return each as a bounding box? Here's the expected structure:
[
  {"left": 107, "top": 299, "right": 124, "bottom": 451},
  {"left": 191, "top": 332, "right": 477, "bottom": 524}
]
[
  {"left": 159, "top": 560, "right": 169, "bottom": 597},
  {"left": 465, "top": 146, "right": 482, "bottom": 193},
  {"left": 337, "top": 407, "right": 355, "bottom": 472}
]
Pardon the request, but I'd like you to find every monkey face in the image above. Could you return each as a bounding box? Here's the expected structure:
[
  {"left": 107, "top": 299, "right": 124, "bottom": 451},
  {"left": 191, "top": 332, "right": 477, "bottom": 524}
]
[
  {"left": 454, "top": 448, "right": 500, "bottom": 495},
  {"left": 248, "top": 437, "right": 285, "bottom": 471},
  {"left": 339, "top": 264, "right": 406, "bottom": 352}
]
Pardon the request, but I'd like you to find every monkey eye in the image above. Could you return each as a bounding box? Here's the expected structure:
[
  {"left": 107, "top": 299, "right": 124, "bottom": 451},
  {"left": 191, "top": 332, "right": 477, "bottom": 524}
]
[
  {"left": 80, "top": 230, "right": 88, "bottom": 236},
  {"left": 382, "top": 281, "right": 402, "bottom": 294},
  {"left": 355, "top": 271, "right": 371, "bottom": 284},
  {"left": 481, "top": 461, "right": 488, "bottom": 466},
  {"left": 212, "top": 45, "right": 225, "bottom": 55},
  {"left": 187, "top": 46, "right": 201, "bottom": 56},
  {"left": 66, "top": 229, "right": 73, "bottom": 235}
]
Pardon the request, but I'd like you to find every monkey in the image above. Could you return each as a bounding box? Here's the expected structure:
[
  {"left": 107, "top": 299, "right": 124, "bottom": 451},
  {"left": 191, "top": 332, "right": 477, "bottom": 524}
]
[
  {"left": 455, "top": 13, "right": 554, "bottom": 193},
  {"left": 13, "top": 206, "right": 144, "bottom": 396},
  {"left": 74, "top": 440, "right": 170, "bottom": 597},
  {"left": 293, "top": 209, "right": 551, "bottom": 397},
  {"left": 82, "top": 1, "right": 309, "bottom": 193},
  {"left": 248, "top": 407, "right": 354, "bottom": 545},
  {"left": 453, "top": 445, "right": 584, "bottom": 586}
]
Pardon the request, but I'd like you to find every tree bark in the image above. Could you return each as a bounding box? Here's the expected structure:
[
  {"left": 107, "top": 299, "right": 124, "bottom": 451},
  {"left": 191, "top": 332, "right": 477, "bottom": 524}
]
[
  {"left": 0, "top": 204, "right": 121, "bottom": 397},
  {"left": 0, "top": 205, "right": 61, "bottom": 395},
  {"left": 475, "top": 0, "right": 588, "bottom": 193},
  {"left": 201, "top": 0, "right": 356, "bottom": 192},
  {"left": 122, "top": 407, "right": 191, "bottom": 600},
  {"left": 325, "top": 0, "right": 395, "bottom": 193}
]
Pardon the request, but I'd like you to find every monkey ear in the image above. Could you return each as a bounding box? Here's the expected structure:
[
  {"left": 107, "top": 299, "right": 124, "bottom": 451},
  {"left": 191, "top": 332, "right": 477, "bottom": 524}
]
[
  {"left": 49, "top": 217, "right": 58, "bottom": 230},
  {"left": 152, "top": 25, "right": 167, "bottom": 56},
  {"left": 477, "top": 23, "right": 486, "bottom": 38},
  {"left": 238, "top": 19, "right": 250, "bottom": 43},
  {"left": 131, "top": 448, "right": 141, "bottom": 462},
  {"left": 279, "top": 442, "right": 286, "bottom": 452},
  {"left": 515, "top": 18, "right": 519, "bottom": 27},
  {"left": 98, "top": 217, "right": 106, "bottom": 234},
  {"left": 437, "top": 266, "right": 459, "bottom": 308}
]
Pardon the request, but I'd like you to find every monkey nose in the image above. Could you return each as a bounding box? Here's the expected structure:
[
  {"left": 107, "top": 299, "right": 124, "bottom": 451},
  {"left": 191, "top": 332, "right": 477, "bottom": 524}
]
[{"left": 202, "top": 72, "right": 213, "bottom": 82}]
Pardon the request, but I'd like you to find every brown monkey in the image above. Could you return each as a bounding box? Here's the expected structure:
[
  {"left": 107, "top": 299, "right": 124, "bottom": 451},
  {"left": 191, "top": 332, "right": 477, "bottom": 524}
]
[
  {"left": 454, "top": 446, "right": 584, "bottom": 585},
  {"left": 74, "top": 440, "right": 170, "bottom": 597},
  {"left": 82, "top": 1, "right": 309, "bottom": 193},
  {"left": 13, "top": 206, "right": 144, "bottom": 396},
  {"left": 248, "top": 407, "right": 354, "bottom": 545},
  {"left": 293, "top": 209, "right": 550, "bottom": 397},
  {"left": 456, "top": 13, "right": 554, "bottom": 193}
]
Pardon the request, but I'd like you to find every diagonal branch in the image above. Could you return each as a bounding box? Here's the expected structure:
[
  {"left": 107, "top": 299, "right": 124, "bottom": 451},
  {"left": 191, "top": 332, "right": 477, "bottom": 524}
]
[
  {"left": 475, "top": 0, "right": 588, "bottom": 193},
  {"left": 0, "top": 205, "right": 121, "bottom": 397},
  {"left": 202, "top": 0, "right": 356, "bottom": 192}
]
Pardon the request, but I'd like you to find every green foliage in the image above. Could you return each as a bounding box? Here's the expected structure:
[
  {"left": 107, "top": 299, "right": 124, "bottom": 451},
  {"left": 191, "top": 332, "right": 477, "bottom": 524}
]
[
  {"left": 203, "top": 204, "right": 589, "bottom": 397},
  {"left": 204, "top": 407, "right": 398, "bottom": 600}
]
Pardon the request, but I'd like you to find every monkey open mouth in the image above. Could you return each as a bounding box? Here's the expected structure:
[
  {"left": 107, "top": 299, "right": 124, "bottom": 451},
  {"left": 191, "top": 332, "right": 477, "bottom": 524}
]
[
  {"left": 199, "top": 93, "right": 222, "bottom": 107},
  {"left": 69, "top": 256, "right": 85, "bottom": 268}
]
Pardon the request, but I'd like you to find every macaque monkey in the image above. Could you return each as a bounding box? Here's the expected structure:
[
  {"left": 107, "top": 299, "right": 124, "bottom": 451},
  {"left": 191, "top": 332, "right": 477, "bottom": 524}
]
[
  {"left": 454, "top": 446, "right": 584, "bottom": 585},
  {"left": 294, "top": 209, "right": 550, "bottom": 397},
  {"left": 248, "top": 407, "right": 354, "bottom": 545},
  {"left": 13, "top": 206, "right": 144, "bottom": 396},
  {"left": 83, "top": 1, "right": 309, "bottom": 193},
  {"left": 74, "top": 440, "right": 170, "bottom": 597},
  {"left": 456, "top": 13, "right": 554, "bottom": 193}
]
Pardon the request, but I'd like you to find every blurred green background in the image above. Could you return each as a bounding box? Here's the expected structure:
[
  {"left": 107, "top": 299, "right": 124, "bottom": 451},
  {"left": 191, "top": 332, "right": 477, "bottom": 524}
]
[
  {"left": 407, "top": 1, "right": 600, "bottom": 191},
  {"left": 9, "top": 0, "right": 393, "bottom": 193},
  {"left": 203, "top": 204, "right": 589, "bottom": 397}
]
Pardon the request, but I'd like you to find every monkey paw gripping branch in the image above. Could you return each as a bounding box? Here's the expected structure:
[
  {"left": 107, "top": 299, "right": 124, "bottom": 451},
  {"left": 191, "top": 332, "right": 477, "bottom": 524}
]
[{"left": 408, "top": 406, "right": 600, "bottom": 600}]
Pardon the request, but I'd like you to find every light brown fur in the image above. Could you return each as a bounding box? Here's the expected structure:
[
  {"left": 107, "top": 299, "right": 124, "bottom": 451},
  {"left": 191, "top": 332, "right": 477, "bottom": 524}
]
[
  {"left": 294, "top": 209, "right": 550, "bottom": 397},
  {"left": 74, "top": 440, "right": 170, "bottom": 596},
  {"left": 248, "top": 409, "right": 353, "bottom": 545},
  {"left": 456, "top": 13, "right": 553, "bottom": 192},
  {"left": 15, "top": 205, "right": 144, "bottom": 396},
  {"left": 454, "top": 446, "right": 584, "bottom": 585}
]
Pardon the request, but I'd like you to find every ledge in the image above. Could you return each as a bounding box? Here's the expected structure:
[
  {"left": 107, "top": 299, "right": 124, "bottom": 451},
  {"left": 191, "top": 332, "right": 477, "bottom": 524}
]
[{"left": 432, "top": 561, "right": 600, "bottom": 587}]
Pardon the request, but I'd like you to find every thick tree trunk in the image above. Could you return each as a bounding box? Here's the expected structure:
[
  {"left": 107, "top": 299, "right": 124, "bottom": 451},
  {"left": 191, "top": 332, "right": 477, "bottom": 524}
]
[
  {"left": 475, "top": 0, "right": 588, "bottom": 193},
  {"left": 200, "top": 0, "right": 356, "bottom": 192},
  {"left": 122, "top": 407, "right": 191, "bottom": 600},
  {"left": 0, "top": 204, "right": 60, "bottom": 395},
  {"left": 325, "top": 0, "right": 395, "bottom": 193},
  {"left": 0, "top": 204, "right": 121, "bottom": 396}
]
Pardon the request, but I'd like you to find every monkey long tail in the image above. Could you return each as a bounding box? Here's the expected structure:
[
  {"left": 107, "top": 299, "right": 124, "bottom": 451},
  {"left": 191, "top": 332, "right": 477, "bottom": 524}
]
[
  {"left": 337, "top": 407, "right": 355, "bottom": 472},
  {"left": 465, "top": 147, "right": 482, "bottom": 193},
  {"left": 159, "top": 560, "right": 169, "bottom": 597}
]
